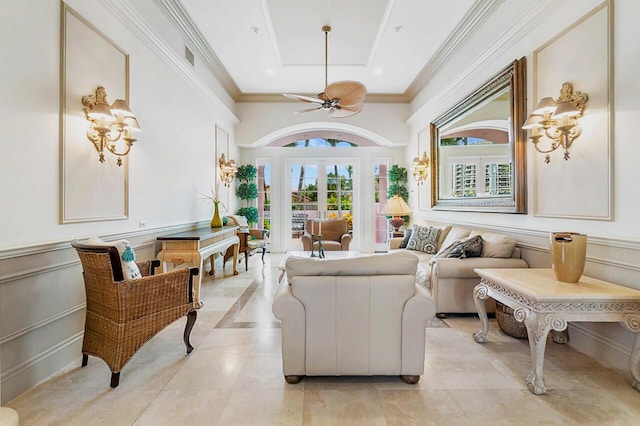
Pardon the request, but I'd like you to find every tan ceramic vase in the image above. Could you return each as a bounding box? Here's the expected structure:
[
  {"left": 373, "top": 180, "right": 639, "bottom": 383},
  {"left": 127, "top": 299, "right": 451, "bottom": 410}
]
[{"left": 550, "top": 232, "right": 587, "bottom": 283}]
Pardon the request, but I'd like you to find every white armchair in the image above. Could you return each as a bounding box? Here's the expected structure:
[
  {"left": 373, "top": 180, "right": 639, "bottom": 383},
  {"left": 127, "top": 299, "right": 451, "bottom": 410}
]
[{"left": 272, "top": 251, "right": 435, "bottom": 384}]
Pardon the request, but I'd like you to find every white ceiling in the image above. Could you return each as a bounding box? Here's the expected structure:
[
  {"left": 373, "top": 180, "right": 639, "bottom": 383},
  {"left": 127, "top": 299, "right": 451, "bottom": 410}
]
[{"left": 177, "top": 0, "right": 476, "bottom": 96}]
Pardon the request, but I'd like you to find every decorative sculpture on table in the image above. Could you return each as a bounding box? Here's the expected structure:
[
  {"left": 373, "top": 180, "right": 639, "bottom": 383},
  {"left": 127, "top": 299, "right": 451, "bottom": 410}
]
[{"left": 309, "top": 219, "right": 325, "bottom": 258}]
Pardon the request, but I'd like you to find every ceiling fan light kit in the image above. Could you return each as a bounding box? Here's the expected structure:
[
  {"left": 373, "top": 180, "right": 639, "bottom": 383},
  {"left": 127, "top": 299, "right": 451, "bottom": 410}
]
[{"left": 283, "top": 26, "right": 367, "bottom": 118}]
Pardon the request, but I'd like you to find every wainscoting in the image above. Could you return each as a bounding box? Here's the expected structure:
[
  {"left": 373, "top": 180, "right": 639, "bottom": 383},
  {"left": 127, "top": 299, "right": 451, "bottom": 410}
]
[
  {"left": 0, "top": 221, "right": 213, "bottom": 404},
  {"left": 1, "top": 221, "right": 639, "bottom": 404}
]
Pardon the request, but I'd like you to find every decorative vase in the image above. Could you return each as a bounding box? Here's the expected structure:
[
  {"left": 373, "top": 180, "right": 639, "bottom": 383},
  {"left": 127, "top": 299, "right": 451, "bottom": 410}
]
[
  {"left": 210, "top": 202, "right": 222, "bottom": 228},
  {"left": 550, "top": 232, "right": 587, "bottom": 283}
]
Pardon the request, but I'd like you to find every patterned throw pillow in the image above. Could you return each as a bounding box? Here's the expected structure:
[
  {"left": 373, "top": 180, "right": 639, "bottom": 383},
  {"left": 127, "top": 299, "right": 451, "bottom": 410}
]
[
  {"left": 446, "top": 235, "right": 484, "bottom": 259},
  {"left": 399, "top": 229, "right": 412, "bottom": 249},
  {"left": 406, "top": 225, "right": 441, "bottom": 254}
]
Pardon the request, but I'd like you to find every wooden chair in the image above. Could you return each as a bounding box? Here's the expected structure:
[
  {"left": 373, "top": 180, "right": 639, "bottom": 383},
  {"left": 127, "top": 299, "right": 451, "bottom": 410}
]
[
  {"left": 71, "top": 240, "right": 198, "bottom": 388},
  {"left": 224, "top": 215, "right": 269, "bottom": 269}
]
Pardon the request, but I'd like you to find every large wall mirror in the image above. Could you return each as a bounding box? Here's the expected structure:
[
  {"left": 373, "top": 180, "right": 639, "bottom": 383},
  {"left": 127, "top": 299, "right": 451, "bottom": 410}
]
[{"left": 430, "top": 58, "right": 527, "bottom": 213}]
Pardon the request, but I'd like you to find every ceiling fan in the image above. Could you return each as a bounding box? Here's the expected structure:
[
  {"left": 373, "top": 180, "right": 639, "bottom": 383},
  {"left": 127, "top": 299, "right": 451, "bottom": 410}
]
[{"left": 283, "top": 26, "right": 367, "bottom": 118}]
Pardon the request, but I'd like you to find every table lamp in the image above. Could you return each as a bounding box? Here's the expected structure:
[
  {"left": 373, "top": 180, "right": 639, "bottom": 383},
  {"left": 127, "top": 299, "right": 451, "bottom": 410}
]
[{"left": 382, "top": 195, "right": 412, "bottom": 233}]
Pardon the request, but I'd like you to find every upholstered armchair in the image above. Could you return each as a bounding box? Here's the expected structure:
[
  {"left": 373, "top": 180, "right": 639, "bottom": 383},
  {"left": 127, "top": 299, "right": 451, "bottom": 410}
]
[
  {"left": 71, "top": 240, "right": 198, "bottom": 388},
  {"left": 273, "top": 251, "right": 435, "bottom": 384},
  {"left": 301, "top": 219, "right": 351, "bottom": 251}
]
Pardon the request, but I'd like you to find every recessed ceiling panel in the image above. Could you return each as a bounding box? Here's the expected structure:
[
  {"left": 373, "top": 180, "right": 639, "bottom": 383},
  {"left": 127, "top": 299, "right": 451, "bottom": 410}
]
[
  {"left": 178, "top": 0, "right": 476, "bottom": 94},
  {"left": 267, "top": 0, "right": 389, "bottom": 65}
]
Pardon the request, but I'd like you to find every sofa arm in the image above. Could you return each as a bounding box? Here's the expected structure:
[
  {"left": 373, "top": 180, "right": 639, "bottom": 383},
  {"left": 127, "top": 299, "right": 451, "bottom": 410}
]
[
  {"left": 300, "top": 233, "right": 312, "bottom": 251},
  {"left": 431, "top": 257, "right": 529, "bottom": 279},
  {"left": 401, "top": 284, "right": 436, "bottom": 375},
  {"left": 272, "top": 280, "right": 306, "bottom": 375},
  {"left": 388, "top": 237, "right": 404, "bottom": 250},
  {"left": 340, "top": 233, "right": 352, "bottom": 250}
]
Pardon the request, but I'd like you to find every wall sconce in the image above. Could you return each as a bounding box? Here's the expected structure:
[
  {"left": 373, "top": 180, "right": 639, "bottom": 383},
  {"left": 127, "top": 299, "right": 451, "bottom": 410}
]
[
  {"left": 218, "top": 153, "right": 238, "bottom": 187},
  {"left": 522, "top": 82, "right": 588, "bottom": 163},
  {"left": 81, "top": 86, "right": 141, "bottom": 166},
  {"left": 411, "top": 152, "right": 429, "bottom": 185}
]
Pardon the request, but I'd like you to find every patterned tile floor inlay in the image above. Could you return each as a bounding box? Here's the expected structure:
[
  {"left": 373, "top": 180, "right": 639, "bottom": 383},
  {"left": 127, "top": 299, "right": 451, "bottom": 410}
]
[{"left": 6, "top": 253, "right": 640, "bottom": 425}]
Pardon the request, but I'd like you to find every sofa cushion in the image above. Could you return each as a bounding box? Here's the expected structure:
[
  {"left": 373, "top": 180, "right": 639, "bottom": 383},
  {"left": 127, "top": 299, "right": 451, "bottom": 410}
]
[
  {"left": 446, "top": 235, "right": 484, "bottom": 259},
  {"left": 399, "top": 229, "right": 412, "bottom": 248},
  {"left": 440, "top": 226, "right": 471, "bottom": 250},
  {"left": 406, "top": 225, "right": 441, "bottom": 254},
  {"left": 469, "top": 230, "right": 517, "bottom": 258},
  {"left": 285, "top": 251, "right": 418, "bottom": 281}
]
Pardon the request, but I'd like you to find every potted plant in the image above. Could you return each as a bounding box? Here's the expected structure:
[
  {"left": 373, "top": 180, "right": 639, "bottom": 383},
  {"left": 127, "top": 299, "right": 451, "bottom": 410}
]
[
  {"left": 387, "top": 165, "right": 409, "bottom": 227},
  {"left": 236, "top": 164, "right": 259, "bottom": 226}
]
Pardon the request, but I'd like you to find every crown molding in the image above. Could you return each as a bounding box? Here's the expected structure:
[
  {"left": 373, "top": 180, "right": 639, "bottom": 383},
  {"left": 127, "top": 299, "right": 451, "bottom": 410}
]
[
  {"left": 407, "top": 0, "right": 557, "bottom": 124},
  {"left": 237, "top": 92, "right": 410, "bottom": 104},
  {"left": 100, "top": 0, "right": 238, "bottom": 124},
  {"left": 153, "top": 0, "right": 241, "bottom": 99},
  {"left": 404, "top": 0, "right": 505, "bottom": 101}
]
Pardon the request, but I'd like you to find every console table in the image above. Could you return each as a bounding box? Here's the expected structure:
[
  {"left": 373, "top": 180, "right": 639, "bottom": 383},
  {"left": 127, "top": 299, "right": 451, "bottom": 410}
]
[
  {"left": 157, "top": 226, "right": 239, "bottom": 308},
  {"left": 472, "top": 268, "right": 640, "bottom": 395}
]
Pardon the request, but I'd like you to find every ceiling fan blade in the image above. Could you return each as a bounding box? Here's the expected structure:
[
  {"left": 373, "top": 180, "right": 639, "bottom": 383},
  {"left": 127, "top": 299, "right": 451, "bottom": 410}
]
[
  {"left": 283, "top": 93, "right": 324, "bottom": 104},
  {"left": 294, "top": 106, "right": 324, "bottom": 114},
  {"left": 329, "top": 105, "right": 362, "bottom": 118},
  {"left": 324, "top": 81, "right": 367, "bottom": 108}
]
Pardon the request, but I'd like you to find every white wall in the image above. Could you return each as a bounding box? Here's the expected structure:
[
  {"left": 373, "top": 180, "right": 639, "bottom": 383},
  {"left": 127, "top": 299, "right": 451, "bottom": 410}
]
[
  {"left": 406, "top": 0, "right": 640, "bottom": 369},
  {"left": 0, "top": 0, "right": 237, "bottom": 403},
  {"left": 0, "top": 0, "right": 238, "bottom": 249}
]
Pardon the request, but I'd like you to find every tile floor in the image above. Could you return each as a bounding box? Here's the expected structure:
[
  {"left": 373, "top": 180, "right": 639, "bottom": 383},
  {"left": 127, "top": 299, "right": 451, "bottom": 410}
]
[{"left": 6, "top": 253, "right": 640, "bottom": 425}]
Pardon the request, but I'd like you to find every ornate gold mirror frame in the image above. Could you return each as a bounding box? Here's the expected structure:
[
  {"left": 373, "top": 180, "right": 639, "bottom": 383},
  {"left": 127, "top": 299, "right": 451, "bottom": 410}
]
[{"left": 430, "top": 58, "right": 527, "bottom": 213}]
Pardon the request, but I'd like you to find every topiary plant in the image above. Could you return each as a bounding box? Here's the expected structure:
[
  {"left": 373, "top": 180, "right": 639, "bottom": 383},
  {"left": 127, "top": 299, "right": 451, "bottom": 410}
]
[
  {"left": 237, "top": 206, "right": 259, "bottom": 224},
  {"left": 236, "top": 164, "right": 259, "bottom": 225}
]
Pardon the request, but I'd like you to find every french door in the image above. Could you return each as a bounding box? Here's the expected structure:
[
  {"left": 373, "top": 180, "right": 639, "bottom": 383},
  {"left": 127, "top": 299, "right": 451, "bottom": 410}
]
[{"left": 286, "top": 159, "right": 356, "bottom": 251}]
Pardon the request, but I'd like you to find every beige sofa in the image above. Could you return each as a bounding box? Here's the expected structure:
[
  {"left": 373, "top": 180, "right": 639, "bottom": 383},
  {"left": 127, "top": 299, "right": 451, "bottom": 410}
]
[
  {"left": 272, "top": 251, "right": 435, "bottom": 384},
  {"left": 389, "top": 221, "right": 528, "bottom": 316}
]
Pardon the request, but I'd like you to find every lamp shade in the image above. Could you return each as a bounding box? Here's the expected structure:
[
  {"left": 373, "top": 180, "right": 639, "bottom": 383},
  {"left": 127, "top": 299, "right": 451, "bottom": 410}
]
[
  {"left": 551, "top": 101, "right": 580, "bottom": 119},
  {"left": 382, "top": 195, "right": 412, "bottom": 216},
  {"left": 88, "top": 102, "right": 115, "bottom": 122},
  {"left": 522, "top": 114, "right": 543, "bottom": 130},
  {"left": 533, "top": 97, "right": 557, "bottom": 115},
  {"left": 110, "top": 99, "right": 134, "bottom": 117},
  {"left": 123, "top": 116, "right": 142, "bottom": 132}
]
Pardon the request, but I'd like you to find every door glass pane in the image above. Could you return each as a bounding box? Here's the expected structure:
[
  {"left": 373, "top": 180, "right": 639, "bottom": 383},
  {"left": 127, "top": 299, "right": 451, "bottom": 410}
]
[
  {"left": 326, "top": 164, "right": 353, "bottom": 234},
  {"left": 256, "top": 163, "right": 270, "bottom": 230},
  {"left": 374, "top": 162, "right": 389, "bottom": 249},
  {"left": 291, "top": 164, "right": 317, "bottom": 241}
]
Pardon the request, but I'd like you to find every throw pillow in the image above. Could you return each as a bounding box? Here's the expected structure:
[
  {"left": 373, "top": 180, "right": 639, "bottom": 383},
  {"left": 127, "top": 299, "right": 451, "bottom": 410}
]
[
  {"left": 406, "top": 225, "right": 441, "bottom": 254},
  {"left": 432, "top": 239, "right": 461, "bottom": 259},
  {"left": 86, "top": 237, "right": 142, "bottom": 280},
  {"left": 469, "top": 230, "right": 517, "bottom": 258},
  {"left": 446, "top": 235, "right": 484, "bottom": 259},
  {"left": 399, "top": 229, "right": 412, "bottom": 249}
]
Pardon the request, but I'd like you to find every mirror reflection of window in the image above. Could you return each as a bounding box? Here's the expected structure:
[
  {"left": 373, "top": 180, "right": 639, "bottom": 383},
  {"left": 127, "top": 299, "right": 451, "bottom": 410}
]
[
  {"left": 451, "top": 163, "right": 477, "bottom": 197},
  {"left": 485, "top": 163, "right": 512, "bottom": 195}
]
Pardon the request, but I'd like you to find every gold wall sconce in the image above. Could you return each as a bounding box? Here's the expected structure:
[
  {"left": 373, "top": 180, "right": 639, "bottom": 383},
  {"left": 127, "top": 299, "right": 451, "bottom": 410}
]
[
  {"left": 218, "top": 153, "right": 238, "bottom": 187},
  {"left": 522, "top": 82, "right": 588, "bottom": 163},
  {"left": 81, "top": 86, "right": 141, "bottom": 166},
  {"left": 411, "top": 152, "right": 429, "bottom": 185}
]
